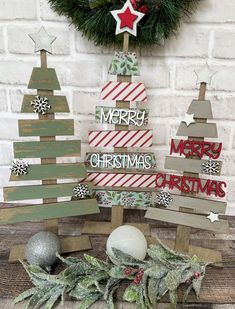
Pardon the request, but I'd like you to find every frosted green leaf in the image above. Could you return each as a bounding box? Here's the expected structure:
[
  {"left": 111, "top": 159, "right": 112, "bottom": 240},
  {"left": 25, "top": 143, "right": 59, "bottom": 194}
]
[
  {"left": 45, "top": 289, "right": 63, "bottom": 309},
  {"left": 183, "top": 284, "right": 193, "bottom": 303},
  {"left": 165, "top": 269, "right": 182, "bottom": 291},
  {"left": 84, "top": 254, "right": 109, "bottom": 271},
  {"left": 14, "top": 288, "right": 37, "bottom": 304},
  {"left": 111, "top": 248, "right": 145, "bottom": 267},
  {"left": 144, "top": 264, "right": 168, "bottom": 279},
  {"left": 193, "top": 277, "right": 204, "bottom": 297},
  {"left": 169, "top": 290, "right": 178, "bottom": 308},
  {"left": 123, "top": 285, "right": 139, "bottom": 302}
]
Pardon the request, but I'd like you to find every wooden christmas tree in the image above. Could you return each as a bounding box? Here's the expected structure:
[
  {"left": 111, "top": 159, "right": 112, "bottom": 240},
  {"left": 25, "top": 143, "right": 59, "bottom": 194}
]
[
  {"left": 82, "top": 0, "right": 156, "bottom": 235},
  {"left": 0, "top": 27, "right": 100, "bottom": 262},
  {"left": 145, "top": 64, "right": 229, "bottom": 263}
]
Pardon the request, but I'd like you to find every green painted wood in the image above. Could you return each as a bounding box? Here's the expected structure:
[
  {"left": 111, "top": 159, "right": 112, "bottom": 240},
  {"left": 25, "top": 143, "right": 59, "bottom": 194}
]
[
  {"left": 28, "top": 68, "right": 61, "bottom": 90},
  {"left": 18, "top": 119, "right": 74, "bottom": 137},
  {"left": 0, "top": 199, "right": 100, "bottom": 225},
  {"left": 21, "top": 95, "right": 70, "bottom": 113},
  {"left": 4, "top": 182, "right": 92, "bottom": 201},
  {"left": 14, "top": 140, "right": 81, "bottom": 158},
  {"left": 10, "top": 163, "right": 87, "bottom": 181},
  {"left": 177, "top": 123, "right": 218, "bottom": 138}
]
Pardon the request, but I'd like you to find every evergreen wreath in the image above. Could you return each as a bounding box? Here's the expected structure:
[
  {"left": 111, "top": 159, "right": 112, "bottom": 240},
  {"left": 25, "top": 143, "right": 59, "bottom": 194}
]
[{"left": 48, "top": 0, "right": 201, "bottom": 46}]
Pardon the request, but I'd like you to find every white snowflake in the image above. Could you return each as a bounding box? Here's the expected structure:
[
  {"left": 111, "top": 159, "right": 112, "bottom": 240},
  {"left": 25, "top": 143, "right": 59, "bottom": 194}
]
[
  {"left": 202, "top": 159, "right": 220, "bottom": 176},
  {"left": 31, "top": 95, "right": 51, "bottom": 114},
  {"left": 156, "top": 191, "right": 173, "bottom": 207},
  {"left": 11, "top": 159, "right": 29, "bottom": 176},
  {"left": 73, "top": 183, "right": 90, "bottom": 199}
]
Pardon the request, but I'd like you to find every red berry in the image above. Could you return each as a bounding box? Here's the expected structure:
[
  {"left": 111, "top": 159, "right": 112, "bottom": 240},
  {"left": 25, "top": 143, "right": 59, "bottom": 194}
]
[
  {"left": 193, "top": 272, "right": 201, "bottom": 279},
  {"left": 138, "top": 5, "right": 148, "bottom": 14}
]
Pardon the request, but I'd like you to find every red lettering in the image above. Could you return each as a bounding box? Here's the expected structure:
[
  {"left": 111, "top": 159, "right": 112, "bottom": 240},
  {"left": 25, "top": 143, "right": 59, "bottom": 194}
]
[
  {"left": 169, "top": 175, "right": 181, "bottom": 190},
  {"left": 170, "top": 139, "right": 183, "bottom": 156},
  {"left": 155, "top": 173, "right": 165, "bottom": 188}
]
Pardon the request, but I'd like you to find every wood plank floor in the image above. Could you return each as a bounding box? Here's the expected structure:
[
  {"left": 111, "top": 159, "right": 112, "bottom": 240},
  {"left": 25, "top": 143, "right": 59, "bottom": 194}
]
[{"left": 0, "top": 205, "right": 234, "bottom": 307}]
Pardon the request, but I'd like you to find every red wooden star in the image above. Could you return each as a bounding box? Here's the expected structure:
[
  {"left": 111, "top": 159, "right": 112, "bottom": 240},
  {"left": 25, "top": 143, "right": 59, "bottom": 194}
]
[
  {"left": 111, "top": 0, "right": 145, "bottom": 36},
  {"left": 118, "top": 7, "right": 138, "bottom": 30}
]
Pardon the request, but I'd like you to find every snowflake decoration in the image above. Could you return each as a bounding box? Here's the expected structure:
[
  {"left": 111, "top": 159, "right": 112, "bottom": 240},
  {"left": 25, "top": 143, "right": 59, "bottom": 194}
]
[
  {"left": 156, "top": 191, "right": 173, "bottom": 208},
  {"left": 73, "top": 184, "right": 90, "bottom": 199},
  {"left": 11, "top": 159, "right": 29, "bottom": 176},
  {"left": 31, "top": 95, "right": 51, "bottom": 114},
  {"left": 202, "top": 159, "right": 220, "bottom": 176}
]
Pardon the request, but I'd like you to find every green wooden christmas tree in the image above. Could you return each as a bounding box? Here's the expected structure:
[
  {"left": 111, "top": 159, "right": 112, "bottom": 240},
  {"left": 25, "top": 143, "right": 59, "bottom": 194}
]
[{"left": 0, "top": 27, "right": 100, "bottom": 263}]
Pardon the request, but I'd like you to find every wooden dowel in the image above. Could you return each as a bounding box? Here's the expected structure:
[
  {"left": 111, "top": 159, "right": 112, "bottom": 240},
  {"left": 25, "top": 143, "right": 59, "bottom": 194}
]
[
  {"left": 123, "top": 32, "right": 129, "bottom": 53},
  {"left": 39, "top": 49, "right": 58, "bottom": 234},
  {"left": 40, "top": 50, "right": 47, "bottom": 69},
  {"left": 198, "top": 82, "right": 207, "bottom": 101},
  {"left": 175, "top": 81, "right": 208, "bottom": 253}
]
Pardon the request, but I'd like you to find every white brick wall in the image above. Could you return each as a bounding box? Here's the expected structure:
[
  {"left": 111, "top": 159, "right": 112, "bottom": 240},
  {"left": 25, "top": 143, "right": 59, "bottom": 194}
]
[{"left": 0, "top": 0, "right": 235, "bottom": 215}]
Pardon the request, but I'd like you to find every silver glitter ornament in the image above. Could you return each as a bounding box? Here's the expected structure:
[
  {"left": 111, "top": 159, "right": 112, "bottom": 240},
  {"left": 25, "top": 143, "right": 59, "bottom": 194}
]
[{"left": 26, "top": 231, "right": 61, "bottom": 268}]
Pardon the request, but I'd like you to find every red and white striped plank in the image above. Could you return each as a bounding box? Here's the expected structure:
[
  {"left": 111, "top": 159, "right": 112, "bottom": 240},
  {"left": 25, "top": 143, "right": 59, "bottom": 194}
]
[
  {"left": 88, "top": 130, "right": 153, "bottom": 148},
  {"left": 82, "top": 172, "right": 156, "bottom": 188},
  {"left": 100, "top": 81, "right": 147, "bottom": 102}
]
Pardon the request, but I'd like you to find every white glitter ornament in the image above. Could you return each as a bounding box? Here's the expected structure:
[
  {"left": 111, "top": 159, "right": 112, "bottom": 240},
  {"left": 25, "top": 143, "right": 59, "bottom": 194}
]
[
  {"left": 11, "top": 159, "right": 29, "bottom": 176},
  {"left": 31, "top": 95, "right": 51, "bottom": 115},
  {"left": 73, "top": 183, "right": 90, "bottom": 199},
  {"left": 202, "top": 159, "right": 220, "bottom": 176},
  {"left": 157, "top": 191, "right": 173, "bottom": 208},
  {"left": 106, "top": 225, "right": 147, "bottom": 261}
]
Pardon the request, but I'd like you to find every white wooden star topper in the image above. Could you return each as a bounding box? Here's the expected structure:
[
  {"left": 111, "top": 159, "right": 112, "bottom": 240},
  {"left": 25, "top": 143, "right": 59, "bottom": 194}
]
[
  {"left": 29, "top": 26, "right": 57, "bottom": 54},
  {"left": 110, "top": 0, "right": 145, "bottom": 36},
  {"left": 194, "top": 64, "right": 217, "bottom": 85},
  {"left": 207, "top": 212, "right": 219, "bottom": 223},
  {"left": 182, "top": 113, "right": 195, "bottom": 127}
]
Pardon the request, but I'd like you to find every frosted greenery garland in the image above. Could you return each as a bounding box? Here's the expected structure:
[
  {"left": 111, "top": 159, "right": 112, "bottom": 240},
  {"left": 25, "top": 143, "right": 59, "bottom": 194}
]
[{"left": 14, "top": 243, "right": 208, "bottom": 309}]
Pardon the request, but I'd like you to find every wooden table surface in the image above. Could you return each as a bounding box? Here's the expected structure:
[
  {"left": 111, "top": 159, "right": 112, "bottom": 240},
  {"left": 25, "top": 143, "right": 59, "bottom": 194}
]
[{"left": 0, "top": 205, "right": 234, "bottom": 308}]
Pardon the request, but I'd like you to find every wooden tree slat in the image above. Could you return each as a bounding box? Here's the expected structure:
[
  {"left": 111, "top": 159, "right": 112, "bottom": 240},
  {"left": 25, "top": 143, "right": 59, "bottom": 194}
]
[
  {"left": 86, "top": 152, "right": 156, "bottom": 170},
  {"left": 18, "top": 119, "right": 74, "bottom": 137},
  {"left": 171, "top": 139, "right": 222, "bottom": 158},
  {"left": 21, "top": 95, "right": 69, "bottom": 113},
  {"left": 10, "top": 163, "right": 86, "bottom": 181},
  {"left": 177, "top": 123, "right": 218, "bottom": 138},
  {"left": 169, "top": 194, "right": 226, "bottom": 214},
  {"left": 187, "top": 100, "right": 213, "bottom": 119},
  {"left": 0, "top": 199, "right": 100, "bottom": 225},
  {"left": 14, "top": 140, "right": 81, "bottom": 159},
  {"left": 28, "top": 68, "right": 61, "bottom": 90},
  {"left": 95, "top": 106, "right": 148, "bottom": 125},
  {"left": 145, "top": 208, "right": 229, "bottom": 233},
  {"left": 165, "top": 156, "right": 222, "bottom": 175},
  {"left": 4, "top": 182, "right": 86, "bottom": 201},
  {"left": 88, "top": 130, "right": 153, "bottom": 148},
  {"left": 9, "top": 235, "right": 92, "bottom": 263}
]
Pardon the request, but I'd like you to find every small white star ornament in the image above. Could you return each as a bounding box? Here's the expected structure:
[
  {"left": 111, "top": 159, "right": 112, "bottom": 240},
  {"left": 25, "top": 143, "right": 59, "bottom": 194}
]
[
  {"left": 29, "top": 26, "right": 56, "bottom": 54},
  {"left": 207, "top": 212, "right": 219, "bottom": 223},
  {"left": 111, "top": 0, "right": 145, "bottom": 36},
  {"left": 182, "top": 113, "right": 195, "bottom": 127},
  {"left": 194, "top": 64, "right": 217, "bottom": 85}
]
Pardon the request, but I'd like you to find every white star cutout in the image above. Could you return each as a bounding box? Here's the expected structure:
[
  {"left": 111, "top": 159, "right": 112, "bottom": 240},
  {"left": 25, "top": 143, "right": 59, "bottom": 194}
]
[
  {"left": 207, "top": 212, "right": 219, "bottom": 223},
  {"left": 194, "top": 64, "right": 217, "bottom": 85},
  {"left": 29, "top": 26, "right": 57, "bottom": 54},
  {"left": 182, "top": 113, "right": 195, "bottom": 127},
  {"left": 110, "top": 0, "right": 145, "bottom": 36}
]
